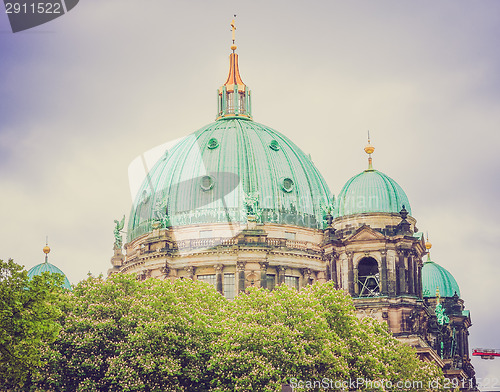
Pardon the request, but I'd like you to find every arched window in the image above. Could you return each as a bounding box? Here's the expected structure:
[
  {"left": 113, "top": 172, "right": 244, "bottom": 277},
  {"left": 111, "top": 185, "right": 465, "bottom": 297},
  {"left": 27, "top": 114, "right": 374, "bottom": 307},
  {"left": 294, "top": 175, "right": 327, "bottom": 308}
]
[{"left": 357, "top": 257, "right": 380, "bottom": 297}]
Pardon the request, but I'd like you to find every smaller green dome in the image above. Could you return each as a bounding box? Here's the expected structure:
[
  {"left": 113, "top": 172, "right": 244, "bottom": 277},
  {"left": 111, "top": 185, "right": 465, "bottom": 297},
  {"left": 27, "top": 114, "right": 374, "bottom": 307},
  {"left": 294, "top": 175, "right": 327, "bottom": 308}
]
[
  {"left": 422, "top": 259, "right": 460, "bottom": 298},
  {"left": 334, "top": 169, "right": 411, "bottom": 218},
  {"left": 27, "top": 262, "right": 72, "bottom": 290}
]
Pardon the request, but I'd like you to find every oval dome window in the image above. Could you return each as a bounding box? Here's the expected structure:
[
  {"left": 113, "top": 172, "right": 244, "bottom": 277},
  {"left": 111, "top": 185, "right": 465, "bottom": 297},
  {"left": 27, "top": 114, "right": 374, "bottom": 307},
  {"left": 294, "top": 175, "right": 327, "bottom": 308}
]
[
  {"left": 207, "top": 138, "right": 219, "bottom": 149},
  {"left": 269, "top": 140, "right": 280, "bottom": 151},
  {"left": 200, "top": 175, "right": 215, "bottom": 191},
  {"left": 282, "top": 178, "right": 294, "bottom": 193}
]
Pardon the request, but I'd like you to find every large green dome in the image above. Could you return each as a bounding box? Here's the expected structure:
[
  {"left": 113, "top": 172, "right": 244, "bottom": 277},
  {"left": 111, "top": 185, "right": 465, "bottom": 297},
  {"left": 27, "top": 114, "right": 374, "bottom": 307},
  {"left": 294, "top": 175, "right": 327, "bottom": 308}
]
[
  {"left": 422, "top": 259, "right": 460, "bottom": 298},
  {"left": 27, "top": 262, "right": 72, "bottom": 290},
  {"left": 127, "top": 118, "right": 333, "bottom": 241},
  {"left": 334, "top": 169, "right": 411, "bottom": 218}
]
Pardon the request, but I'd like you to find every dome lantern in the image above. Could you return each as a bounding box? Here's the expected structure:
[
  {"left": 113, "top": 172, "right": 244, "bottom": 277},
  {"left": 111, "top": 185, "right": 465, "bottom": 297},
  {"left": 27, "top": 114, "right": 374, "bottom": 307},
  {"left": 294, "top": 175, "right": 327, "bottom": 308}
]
[{"left": 216, "top": 18, "right": 252, "bottom": 120}]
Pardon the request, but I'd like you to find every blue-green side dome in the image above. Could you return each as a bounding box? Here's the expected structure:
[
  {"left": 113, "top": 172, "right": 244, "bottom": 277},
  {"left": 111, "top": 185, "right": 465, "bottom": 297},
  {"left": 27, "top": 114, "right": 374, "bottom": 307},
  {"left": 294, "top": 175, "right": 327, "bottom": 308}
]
[
  {"left": 334, "top": 169, "right": 411, "bottom": 218},
  {"left": 27, "top": 262, "right": 72, "bottom": 290},
  {"left": 422, "top": 259, "right": 460, "bottom": 298},
  {"left": 127, "top": 118, "right": 333, "bottom": 241}
]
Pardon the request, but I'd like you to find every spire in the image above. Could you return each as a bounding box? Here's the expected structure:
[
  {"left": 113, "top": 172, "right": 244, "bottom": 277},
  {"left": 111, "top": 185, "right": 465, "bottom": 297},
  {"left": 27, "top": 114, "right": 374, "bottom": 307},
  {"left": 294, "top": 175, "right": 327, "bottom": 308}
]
[
  {"left": 425, "top": 234, "right": 432, "bottom": 262},
  {"left": 364, "top": 131, "right": 375, "bottom": 171},
  {"left": 216, "top": 16, "right": 252, "bottom": 120},
  {"left": 43, "top": 237, "right": 50, "bottom": 264}
]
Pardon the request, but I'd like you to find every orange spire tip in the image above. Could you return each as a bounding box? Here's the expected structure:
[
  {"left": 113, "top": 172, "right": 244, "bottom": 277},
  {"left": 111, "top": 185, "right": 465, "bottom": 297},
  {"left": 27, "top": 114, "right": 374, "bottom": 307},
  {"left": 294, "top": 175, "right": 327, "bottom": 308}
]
[{"left": 216, "top": 16, "right": 252, "bottom": 120}]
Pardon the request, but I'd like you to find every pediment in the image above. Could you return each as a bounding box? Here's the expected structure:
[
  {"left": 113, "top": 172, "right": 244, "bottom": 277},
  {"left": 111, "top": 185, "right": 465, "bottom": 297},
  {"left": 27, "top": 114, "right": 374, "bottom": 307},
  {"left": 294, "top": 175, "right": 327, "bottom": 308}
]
[{"left": 345, "top": 225, "right": 385, "bottom": 243}]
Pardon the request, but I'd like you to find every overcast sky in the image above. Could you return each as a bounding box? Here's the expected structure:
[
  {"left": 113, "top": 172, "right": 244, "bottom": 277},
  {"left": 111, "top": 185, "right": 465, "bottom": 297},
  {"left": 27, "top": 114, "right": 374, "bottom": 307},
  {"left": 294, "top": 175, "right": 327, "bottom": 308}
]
[{"left": 1, "top": 0, "right": 499, "bottom": 384}]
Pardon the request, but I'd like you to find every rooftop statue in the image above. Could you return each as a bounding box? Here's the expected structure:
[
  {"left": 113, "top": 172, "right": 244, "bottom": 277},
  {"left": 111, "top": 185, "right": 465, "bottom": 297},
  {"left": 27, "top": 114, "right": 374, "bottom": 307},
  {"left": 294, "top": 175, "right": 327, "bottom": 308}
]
[{"left": 113, "top": 215, "right": 125, "bottom": 249}]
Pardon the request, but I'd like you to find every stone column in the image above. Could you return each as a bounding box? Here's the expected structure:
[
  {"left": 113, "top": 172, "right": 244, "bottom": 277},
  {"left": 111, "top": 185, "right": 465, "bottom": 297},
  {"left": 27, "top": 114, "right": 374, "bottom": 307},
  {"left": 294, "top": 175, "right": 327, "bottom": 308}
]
[
  {"left": 339, "top": 252, "right": 349, "bottom": 292},
  {"left": 417, "top": 263, "right": 423, "bottom": 298},
  {"left": 407, "top": 253, "right": 414, "bottom": 295},
  {"left": 214, "top": 264, "right": 224, "bottom": 294},
  {"left": 237, "top": 261, "right": 246, "bottom": 293},
  {"left": 414, "top": 251, "right": 419, "bottom": 295},
  {"left": 380, "top": 249, "right": 388, "bottom": 295},
  {"left": 457, "top": 328, "right": 463, "bottom": 358},
  {"left": 464, "top": 329, "right": 470, "bottom": 359},
  {"left": 276, "top": 265, "right": 286, "bottom": 285},
  {"left": 461, "top": 329, "right": 468, "bottom": 358},
  {"left": 413, "top": 250, "right": 419, "bottom": 297},
  {"left": 260, "top": 262, "right": 269, "bottom": 289},
  {"left": 397, "top": 249, "right": 406, "bottom": 295},
  {"left": 347, "top": 252, "right": 355, "bottom": 296},
  {"left": 386, "top": 250, "right": 397, "bottom": 297},
  {"left": 330, "top": 255, "right": 338, "bottom": 288},
  {"left": 402, "top": 251, "right": 408, "bottom": 294}
]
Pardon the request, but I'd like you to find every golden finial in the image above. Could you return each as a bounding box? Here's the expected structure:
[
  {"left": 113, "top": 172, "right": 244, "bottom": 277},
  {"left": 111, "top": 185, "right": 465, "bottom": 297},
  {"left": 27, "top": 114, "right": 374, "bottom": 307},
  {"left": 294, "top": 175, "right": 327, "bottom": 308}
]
[
  {"left": 43, "top": 237, "right": 50, "bottom": 263},
  {"left": 425, "top": 233, "right": 432, "bottom": 250},
  {"left": 43, "top": 236, "right": 50, "bottom": 254},
  {"left": 230, "top": 16, "right": 237, "bottom": 52},
  {"left": 425, "top": 233, "right": 432, "bottom": 261},
  {"left": 364, "top": 131, "right": 375, "bottom": 170}
]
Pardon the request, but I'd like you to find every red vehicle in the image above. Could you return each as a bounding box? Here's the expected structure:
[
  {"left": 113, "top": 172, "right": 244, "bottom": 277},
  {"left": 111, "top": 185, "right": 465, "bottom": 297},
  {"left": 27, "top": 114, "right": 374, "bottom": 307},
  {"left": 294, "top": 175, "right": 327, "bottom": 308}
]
[{"left": 472, "top": 348, "right": 500, "bottom": 359}]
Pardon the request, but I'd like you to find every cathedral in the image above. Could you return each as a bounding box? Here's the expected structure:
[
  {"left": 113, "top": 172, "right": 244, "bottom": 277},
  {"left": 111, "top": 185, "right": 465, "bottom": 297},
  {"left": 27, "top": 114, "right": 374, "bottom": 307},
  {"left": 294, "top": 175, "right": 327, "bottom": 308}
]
[{"left": 108, "top": 22, "right": 476, "bottom": 389}]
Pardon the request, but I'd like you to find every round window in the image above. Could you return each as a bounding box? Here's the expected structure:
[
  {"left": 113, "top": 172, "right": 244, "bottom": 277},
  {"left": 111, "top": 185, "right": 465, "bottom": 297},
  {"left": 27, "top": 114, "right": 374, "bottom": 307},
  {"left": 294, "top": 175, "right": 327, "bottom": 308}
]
[
  {"left": 269, "top": 140, "right": 280, "bottom": 151},
  {"left": 282, "top": 178, "right": 294, "bottom": 193},
  {"left": 207, "top": 138, "right": 219, "bottom": 149},
  {"left": 200, "top": 175, "right": 215, "bottom": 191}
]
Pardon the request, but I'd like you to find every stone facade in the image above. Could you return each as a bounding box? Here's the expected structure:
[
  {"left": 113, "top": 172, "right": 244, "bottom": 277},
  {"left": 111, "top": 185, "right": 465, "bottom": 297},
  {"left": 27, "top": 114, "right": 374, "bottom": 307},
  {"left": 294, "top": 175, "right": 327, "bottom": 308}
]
[
  {"left": 110, "top": 220, "right": 326, "bottom": 296},
  {"left": 109, "top": 207, "right": 476, "bottom": 390}
]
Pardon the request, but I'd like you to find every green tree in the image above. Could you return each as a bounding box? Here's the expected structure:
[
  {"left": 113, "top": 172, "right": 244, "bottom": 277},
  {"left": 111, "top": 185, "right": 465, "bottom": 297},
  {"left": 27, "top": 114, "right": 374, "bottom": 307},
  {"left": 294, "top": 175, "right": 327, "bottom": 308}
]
[
  {"left": 208, "top": 282, "right": 445, "bottom": 391},
  {"left": 0, "top": 259, "right": 64, "bottom": 389},
  {"left": 30, "top": 276, "right": 445, "bottom": 391},
  {"left": 32, "top": 274, "right": 225, "bottom": 392}
]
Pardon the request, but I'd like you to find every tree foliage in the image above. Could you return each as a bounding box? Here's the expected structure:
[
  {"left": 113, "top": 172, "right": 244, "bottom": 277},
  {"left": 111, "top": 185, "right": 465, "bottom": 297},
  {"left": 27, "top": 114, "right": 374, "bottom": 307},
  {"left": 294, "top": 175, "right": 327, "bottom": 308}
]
[
  {"left": 30, "top": 274, "right": 225, "bottom": 392},
  {"left": 24, "top": 274, "right": 444, "bottom": 391},
  {"left": 0, "top": 259, "right": 64, "bottom": 389},
  {"left": 208, "top": 283, "right": 444, "bottom": 391}
]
